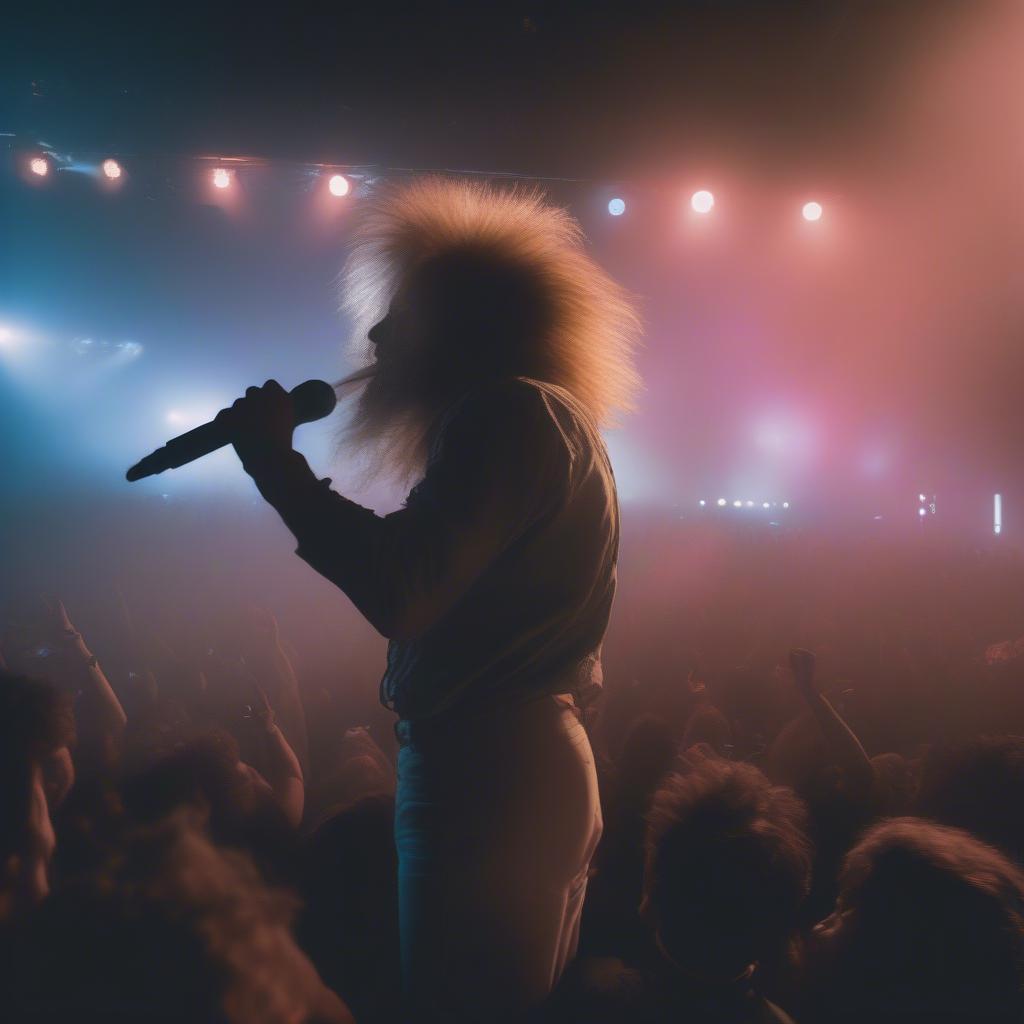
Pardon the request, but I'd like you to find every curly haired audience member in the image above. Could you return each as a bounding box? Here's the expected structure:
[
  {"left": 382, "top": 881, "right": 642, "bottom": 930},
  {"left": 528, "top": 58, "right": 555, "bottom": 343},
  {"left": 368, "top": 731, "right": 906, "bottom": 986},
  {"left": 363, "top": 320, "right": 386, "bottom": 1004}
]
[
  {"left": 806, "top": 818, "right": 1024, "bottom": 1024},
  {"left": 552, "top": 758, "right": 811, "bottom": 1023}
]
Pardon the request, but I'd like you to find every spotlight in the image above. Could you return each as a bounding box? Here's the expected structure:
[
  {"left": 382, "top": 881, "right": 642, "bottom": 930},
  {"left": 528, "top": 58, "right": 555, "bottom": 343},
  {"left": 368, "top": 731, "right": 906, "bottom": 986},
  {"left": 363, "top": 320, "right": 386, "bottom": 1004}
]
[
  {"left": 918, "top": 507, "right": 927, "bottom": 517},
  {"left": 782, "top": 502, "right": 790, "bottom": 509},
  {"left": 802, "top": 201, "right": 823, "bottom": 222},
  {"left": 328, "top": 173, "right": 350, "bottom": 197},
  {"left": 212, "top": 168, "right": 232, "bottom": 189},
  {"left": 717, "top": 498, "right": 727, "bottom": 507},
  {"left": 608, "top": 197, "right": 625, "bottom": 217},
  {"left": 762, "top": 502, "right": 771, "bottom": 509},
  {"left": 102, "top": 158, "right": 122, "bottom": 180},
  {"left": 29, "top": 156, "right": 49, "bottom": 177},
  {"left": 745, "top": 500, "right": 754, "bottom": 507},
  {"left": 690, "top": 190, "right": 714, "bottom": 214},
  {"left": 698, "top": 499, "right": 706, "bottom": 507},
  {"left": 918, "top": 493, "right": 926, "bottom": 502},
  {"left": 733, "top": 500, "right": 742, "bottom": 508}
]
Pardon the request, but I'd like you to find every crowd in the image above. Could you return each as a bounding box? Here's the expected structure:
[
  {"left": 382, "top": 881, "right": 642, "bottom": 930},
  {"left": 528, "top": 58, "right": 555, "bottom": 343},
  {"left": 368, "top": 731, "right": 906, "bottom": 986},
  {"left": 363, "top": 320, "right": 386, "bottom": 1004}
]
[{"left": 4, "top": 532, "right": 1024, "bottom": 1023}]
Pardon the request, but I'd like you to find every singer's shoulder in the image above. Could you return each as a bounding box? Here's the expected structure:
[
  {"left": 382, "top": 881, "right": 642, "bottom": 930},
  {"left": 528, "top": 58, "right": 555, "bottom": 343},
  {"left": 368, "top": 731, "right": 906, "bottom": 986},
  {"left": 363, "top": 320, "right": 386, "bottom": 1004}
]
[{"left": 439, "top": 376, "right": 577, "bottom": 440}]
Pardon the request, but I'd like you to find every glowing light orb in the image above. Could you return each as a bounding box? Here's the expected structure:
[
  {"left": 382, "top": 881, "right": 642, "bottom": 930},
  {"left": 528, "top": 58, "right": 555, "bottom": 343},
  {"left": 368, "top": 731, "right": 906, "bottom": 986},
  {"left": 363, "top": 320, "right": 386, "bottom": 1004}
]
[
  {"left": 918, "top": 507, "right": 927, "bottom": 517},
  {"left": 328, "top": 174, "right": 350, "bottom": 197},
  {"left": 698, "top": 499, "right": 706, "bottom": 507},
  {"left": 102, "top": 159, "right": 122, "bottom": 180},
  {"left": 733, "top": 500, "right": 742, "bottom": 508},
  {"left": 717, "top": 498, "right": 727, "bottom": 507},
  {"left": 608, "top": 197, "right": 625, "bottom": 217},
  {"left": 690, "top": 190, "right": 714, "bottom": 214},
  {"left": 802, "top": 201, "right": 823, "bottom": 222},
  {"left": 30, "top": 157, "right": 49, "bottom": 177},
  {"left": 212, "top": 168, "right": 231, "bottom": 189}
]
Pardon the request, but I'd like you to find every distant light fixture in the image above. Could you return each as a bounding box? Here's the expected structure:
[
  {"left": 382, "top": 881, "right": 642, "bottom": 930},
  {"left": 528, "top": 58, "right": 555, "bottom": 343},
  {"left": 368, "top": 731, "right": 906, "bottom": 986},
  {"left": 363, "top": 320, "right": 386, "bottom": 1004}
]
[
  {"left": 212, "top": 168, "right": 231, "bottom": 189},
  {"left": 608, "top": 197, "right": 626, "bottom": 217},
  {"left": 328, "top": 173, "right": 350, "bottom": 197},
  {"left": 717, "top": 498, "right": 727, "bottom": 507},
  {"left": 746, "top": 500, "right": 755, "bottom": 507},
  {"left": 782, "top": 502, "right": 790, "bottom": 509},
  {"left": 691, "top": 189, "right": 714, "bottom": 214},
  {"left": 995, "top": 493, "right": 1002, "bottom": 535},
  {"left": 918, "top": 507, "right": 927, "bottom": 517},
  {"left": 733, "top": 500, "right": 742, "bottom": 508},
  {"left": 698, "top": 499, "right": 706, "bottom": 506},
  {"left": 29, "top": 156, "right": 49, "bottom": 177},
  {"left": 102, "top": 158, "right": 122, "bottom": 180},
  {"left": 918, "top": 493, "right": 927, "bottom": 502},
  {"left": 802, "top": 201, "right": 823, "bottom": 222},
  {"left": 762, "top": 502, "right": 771, "bottom": 509}
]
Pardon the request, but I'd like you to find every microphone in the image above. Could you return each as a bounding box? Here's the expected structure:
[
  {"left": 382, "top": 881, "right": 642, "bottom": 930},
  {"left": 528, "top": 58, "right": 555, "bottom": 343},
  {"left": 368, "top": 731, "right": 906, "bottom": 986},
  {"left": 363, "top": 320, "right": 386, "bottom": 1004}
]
[{"left": 126, "top": 379, "right": 337, "bottom": 482}]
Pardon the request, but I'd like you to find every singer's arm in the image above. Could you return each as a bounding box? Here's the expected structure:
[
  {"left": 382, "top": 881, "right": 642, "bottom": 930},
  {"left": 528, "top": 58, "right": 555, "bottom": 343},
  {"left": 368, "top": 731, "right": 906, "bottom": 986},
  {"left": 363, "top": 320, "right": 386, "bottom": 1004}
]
[{"left": 236, "top": 380, "right": 568, "bottom": 641}]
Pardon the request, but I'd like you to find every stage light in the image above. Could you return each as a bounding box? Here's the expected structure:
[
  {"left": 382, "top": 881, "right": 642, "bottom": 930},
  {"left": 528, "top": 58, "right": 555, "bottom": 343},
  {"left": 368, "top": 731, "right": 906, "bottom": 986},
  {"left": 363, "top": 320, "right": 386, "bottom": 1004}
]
[
  {"left": 717, "top": 498, "right": 727, "bottom": 507},
  {"left": 802, "top": 201, "right": 823, "bottom": 222},
  {"left": 763, "top": 502, "right": 770, "bottom": 509},
  {"left": 733, "top": 500, "right": 742, "bottom": 508},
  {"left": 698, "top": 499, "right": 706, "bottom": 506},
  {"left": 328, "top": 173, "right": 350, "bottom": 197},
  {"left": 691, "top": 190, "right": 714, "bottom": 214},
  {"left": 102, "top": 159, "right": 122, "bottom": 180},
  {"left": 995, "top": 494, "right": 1002, "bottom": 535},
  {"left": 212, "top": 168, "right": 232, "bottom": 189},
  {"left": 29, "top": 156, "right": 49, "bottom": 177},
  {"left": 918, "top": 507, "right": 927, "bottom": 517},
  {"left": 918, "top": 493, "right": 926, "bottom": 502},
  {"left": 746, "top": 500, "right": 755, "bottom": 507},
  {"left": 782, "top": 502, "right": 790, "bottom": 509},
  {"left": 608, "top": 197, "right": 625, "bottom": 217}
]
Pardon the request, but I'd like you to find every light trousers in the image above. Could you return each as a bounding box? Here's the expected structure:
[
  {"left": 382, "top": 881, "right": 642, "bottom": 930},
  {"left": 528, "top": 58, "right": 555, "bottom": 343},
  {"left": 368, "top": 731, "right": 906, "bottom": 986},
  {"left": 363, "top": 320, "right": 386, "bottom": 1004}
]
[{"left": 395, "top": 694, "right": 603, "bottom": 1022}]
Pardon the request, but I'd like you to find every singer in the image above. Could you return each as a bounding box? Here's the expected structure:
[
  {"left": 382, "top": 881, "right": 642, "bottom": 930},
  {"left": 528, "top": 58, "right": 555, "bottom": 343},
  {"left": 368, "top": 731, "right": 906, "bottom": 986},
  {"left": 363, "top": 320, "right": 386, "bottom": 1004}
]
[{"left": 229, "top": 178, "right": 641, "bottom": 1021}]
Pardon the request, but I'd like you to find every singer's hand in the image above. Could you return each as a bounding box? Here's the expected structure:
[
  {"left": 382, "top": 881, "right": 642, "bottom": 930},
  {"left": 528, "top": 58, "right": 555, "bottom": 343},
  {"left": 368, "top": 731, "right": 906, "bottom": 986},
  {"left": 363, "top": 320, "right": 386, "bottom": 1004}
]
[{"left": 228, "top": 380, "right": 295, "bottom": 466}]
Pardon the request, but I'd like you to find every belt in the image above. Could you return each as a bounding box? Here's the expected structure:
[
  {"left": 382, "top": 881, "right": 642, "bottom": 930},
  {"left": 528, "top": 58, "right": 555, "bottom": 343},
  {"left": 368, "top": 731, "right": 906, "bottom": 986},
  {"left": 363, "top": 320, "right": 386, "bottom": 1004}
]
[{"left": 395, "top": 691, "right": 577, "bottom": 748}]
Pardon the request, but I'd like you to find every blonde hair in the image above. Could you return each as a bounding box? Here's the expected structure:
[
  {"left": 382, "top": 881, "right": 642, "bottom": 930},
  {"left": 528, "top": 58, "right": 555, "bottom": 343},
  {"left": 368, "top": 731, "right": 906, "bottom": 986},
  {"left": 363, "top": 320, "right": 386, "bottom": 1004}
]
[{"left": 338, "top": 175, "right": 641, "bottom": 480}]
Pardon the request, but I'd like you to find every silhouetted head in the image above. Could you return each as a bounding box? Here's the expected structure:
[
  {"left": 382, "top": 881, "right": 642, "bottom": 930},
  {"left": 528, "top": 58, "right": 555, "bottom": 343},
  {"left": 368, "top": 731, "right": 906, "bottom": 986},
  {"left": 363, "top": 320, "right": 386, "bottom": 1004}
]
[
  {"left": 617, "top": 714, "right": 679, "bottom": 805},
  {"left": 9, "top": 816, "right": 350, "bottom": 1023},
  {"left": 122, "top": 728, "right": 252, "bottom": 829},
  {"left": 917, "top": 735, "right": 1024, "bottom": 862},
  {"left": 642, "top": 760, "right": 812, "bottom": 981},
  {"left": 339, "top": 176, "right": 641, "bottom": 480},
  {"left": 0, "top": 670, "right": 75, "bottom": 809},
  {"left": 813, "top": 817, "right": 1024, "bottom": 1022},
  {"left": 0, "top": 671, "right": 73, "bottom": 918}
]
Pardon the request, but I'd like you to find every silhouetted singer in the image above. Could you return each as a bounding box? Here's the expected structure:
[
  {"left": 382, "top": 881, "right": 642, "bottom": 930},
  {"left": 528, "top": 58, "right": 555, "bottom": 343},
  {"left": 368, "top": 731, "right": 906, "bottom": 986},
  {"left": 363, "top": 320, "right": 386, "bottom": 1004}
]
[{"left": 227, "top": 177, "right": 641, "bottom": 1021}]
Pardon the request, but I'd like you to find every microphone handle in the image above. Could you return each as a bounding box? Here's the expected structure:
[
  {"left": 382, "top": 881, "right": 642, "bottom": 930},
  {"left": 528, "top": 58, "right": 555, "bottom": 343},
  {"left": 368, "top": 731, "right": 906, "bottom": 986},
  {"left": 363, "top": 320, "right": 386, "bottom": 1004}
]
[{"left": 126, "top": 379, "right": 336, "bottom": 482}]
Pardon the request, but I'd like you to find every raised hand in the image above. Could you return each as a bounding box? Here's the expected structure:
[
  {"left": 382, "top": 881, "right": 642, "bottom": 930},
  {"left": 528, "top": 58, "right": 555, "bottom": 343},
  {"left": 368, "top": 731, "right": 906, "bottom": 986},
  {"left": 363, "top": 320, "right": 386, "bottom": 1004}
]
[
  {"left": 788, "top": 647, "right": 818, "bottom": 698},
  {"left": 228, "top": 379, "right": 295, "bottom": 465}
]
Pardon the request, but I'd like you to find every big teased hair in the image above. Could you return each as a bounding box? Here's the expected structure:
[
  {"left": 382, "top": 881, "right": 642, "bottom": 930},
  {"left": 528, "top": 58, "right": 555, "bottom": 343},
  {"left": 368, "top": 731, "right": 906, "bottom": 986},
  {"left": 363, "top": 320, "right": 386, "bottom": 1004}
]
[{"left": 338, "top": 175, "right": 642, "bottom": 481}]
